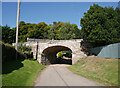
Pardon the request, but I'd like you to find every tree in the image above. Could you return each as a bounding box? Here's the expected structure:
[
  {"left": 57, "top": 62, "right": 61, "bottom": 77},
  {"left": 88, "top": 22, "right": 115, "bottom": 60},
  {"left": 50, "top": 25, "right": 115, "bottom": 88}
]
[
  {"left": 18, "top": 21, "right": 35, "bottom": 42},
  {"left": 26, "top": 22, "right": 48, "bottom": 39},
  {"left": 2, "top": 21, "right": 82, "bottom": 44},
  {"left": 2, "top": 25, "right": 15, "bottom": 44},
  {"left": 26, "top": 28, "right": 40, "bottom": 38},
  {"left": 80, "top": 4, "right": 120, "bottom": 47},
  {"left": 118, "top": 1, "right": 120, "bottom": 8},
  {"left": 19, "top": 21, "right": 26, "bottom": 27},
  {"left": 47, "top": 21, "right": 62, "bottom": 40},
  {"left": 58, "top": 23, "right": 81, "bottom": 40},
  {"left": 47, "top": 26, "right": 56, "bottom": 39}
]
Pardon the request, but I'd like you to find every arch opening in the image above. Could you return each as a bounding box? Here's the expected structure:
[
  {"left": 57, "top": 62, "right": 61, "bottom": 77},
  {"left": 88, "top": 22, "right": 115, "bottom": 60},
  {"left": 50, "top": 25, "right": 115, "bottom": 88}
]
[{"left": 41, "top": 46, "right": 72, "bottom": 65}]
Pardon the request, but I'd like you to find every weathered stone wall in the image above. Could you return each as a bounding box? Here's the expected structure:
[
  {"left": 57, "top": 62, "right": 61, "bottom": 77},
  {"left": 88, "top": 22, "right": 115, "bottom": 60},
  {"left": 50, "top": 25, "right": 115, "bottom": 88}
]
[{"left": 24, "top": 39, "right": 87, "bottom": 65}]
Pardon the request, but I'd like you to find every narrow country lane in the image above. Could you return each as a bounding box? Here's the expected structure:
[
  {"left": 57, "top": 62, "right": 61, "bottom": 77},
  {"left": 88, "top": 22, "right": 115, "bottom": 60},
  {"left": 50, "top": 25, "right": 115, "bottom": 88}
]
[{"left": 34, "top": 64, "right": 104, "bottom": 86}]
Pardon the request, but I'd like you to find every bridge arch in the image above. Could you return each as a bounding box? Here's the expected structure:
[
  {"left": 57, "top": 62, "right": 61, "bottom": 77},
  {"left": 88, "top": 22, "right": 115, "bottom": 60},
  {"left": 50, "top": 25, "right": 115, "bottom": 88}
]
[
  {"left": 24, "top": 38, "right": 87, "bottom": 65},
  {"left": 41, "top": 45, "right": 72, "bottom": 65}
]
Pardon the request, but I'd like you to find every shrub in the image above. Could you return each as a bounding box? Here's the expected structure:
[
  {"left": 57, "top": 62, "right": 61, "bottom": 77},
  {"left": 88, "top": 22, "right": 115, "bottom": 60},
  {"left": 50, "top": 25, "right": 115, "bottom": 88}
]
[
  {"left": 18, "top": 43, "right": 32, "bottom": 54},
  {"left": 1, "top": 41, "right": 25, "bottom": 62},
  {"left": 57, "top": 51, "right": 63, "bottom": 58},
  {"left": 18, "top": 43, "right": 33, "bottom": 58},
  {"left": 57, "top": 50, "right": 72, "bottom": 58},
  {"left": 62, "top": 50, "right": 72, "bottom": 58}
]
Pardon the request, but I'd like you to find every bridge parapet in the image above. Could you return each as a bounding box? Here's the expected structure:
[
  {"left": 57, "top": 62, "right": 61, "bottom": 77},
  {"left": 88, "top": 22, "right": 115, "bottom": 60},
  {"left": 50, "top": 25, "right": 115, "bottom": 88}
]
[{"left": 27, "top": 38, "right": 83, "bottom": 44}]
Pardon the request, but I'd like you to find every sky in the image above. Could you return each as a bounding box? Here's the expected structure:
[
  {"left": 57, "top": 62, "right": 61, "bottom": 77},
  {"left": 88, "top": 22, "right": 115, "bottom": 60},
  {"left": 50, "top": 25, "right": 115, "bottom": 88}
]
[
  {"left": 1, "top": 0, "right": 120, "bottom": 2},
  {"left": 2, "top": 2, "right": 119, "bottom": 29}
]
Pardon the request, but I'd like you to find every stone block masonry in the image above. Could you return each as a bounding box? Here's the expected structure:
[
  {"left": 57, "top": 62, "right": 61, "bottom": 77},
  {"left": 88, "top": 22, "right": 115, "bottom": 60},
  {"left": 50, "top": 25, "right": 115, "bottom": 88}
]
[{"left": 24, "top": 38, "right": 87, "bottom": 65}]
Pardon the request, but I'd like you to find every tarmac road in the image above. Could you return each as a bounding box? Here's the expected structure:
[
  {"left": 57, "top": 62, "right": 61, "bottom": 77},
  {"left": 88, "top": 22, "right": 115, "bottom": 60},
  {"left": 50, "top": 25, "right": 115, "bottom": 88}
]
[{"left": 34, "top": 64, "right": 104, "bottom": 86}]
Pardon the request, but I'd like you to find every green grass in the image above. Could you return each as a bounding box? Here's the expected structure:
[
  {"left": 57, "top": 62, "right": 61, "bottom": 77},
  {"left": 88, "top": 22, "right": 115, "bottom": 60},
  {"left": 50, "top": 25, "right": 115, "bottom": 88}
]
[
  {"left": 2, "top": 59, "right": 46, "bottom": 86},
  {"left": 68, "top": 56, "right": 119, "bottom": 87}
]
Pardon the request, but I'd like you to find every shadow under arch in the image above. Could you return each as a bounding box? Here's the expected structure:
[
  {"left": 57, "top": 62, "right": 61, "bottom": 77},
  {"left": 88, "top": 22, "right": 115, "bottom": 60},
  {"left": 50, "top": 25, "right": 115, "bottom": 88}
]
[{"left": 41, "top": 45, "right": 72, "bottom": 65}]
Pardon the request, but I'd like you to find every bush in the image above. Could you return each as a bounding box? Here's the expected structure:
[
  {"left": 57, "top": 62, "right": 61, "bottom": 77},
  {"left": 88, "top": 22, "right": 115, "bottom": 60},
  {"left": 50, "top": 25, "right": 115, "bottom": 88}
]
[
  {"left": 1, "top": 41, "right": 25, "bottom": 62},
  {"left": 18, "top": 43, "right": 32, "bottom": 54},
  {"left": 57, "top": 50, "right": 72, "bottom": 58},
  {"left": 62, "top": 50, "right": 72, "bottom": 58},
  {"left": 57, "top": 51, "right": 63, "bottom": 58},
  {"left": 18, "top": 43, "right": 33, "bottom": 58}
]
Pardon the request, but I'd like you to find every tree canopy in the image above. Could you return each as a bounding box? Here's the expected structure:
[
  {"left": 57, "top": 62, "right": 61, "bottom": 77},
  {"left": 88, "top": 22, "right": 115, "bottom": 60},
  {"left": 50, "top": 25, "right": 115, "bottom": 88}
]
[
  {"left": 80, "top": 4, "right": 120, "bottom": 47},
  {"left": 2, "top": 3, "right": 120, "bottom": 47},
  {"left": 2, "top": 21, "right": 81, "bottom": 44},
  {"left": 58, "top": 23, "right": 81, "bottom": 40}
]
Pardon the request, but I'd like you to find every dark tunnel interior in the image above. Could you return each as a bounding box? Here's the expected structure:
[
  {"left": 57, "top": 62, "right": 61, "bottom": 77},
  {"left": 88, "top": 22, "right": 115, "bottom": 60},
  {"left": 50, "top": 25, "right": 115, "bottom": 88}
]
[{"left": 41, "top": 46, "right": 72, "bottom": 65}]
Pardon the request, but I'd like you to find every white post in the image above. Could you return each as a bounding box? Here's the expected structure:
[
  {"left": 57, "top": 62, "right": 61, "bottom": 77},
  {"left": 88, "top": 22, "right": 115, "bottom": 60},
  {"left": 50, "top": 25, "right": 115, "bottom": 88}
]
[{"left": 15, "top": 0, "right": 20, "bottom": 60}]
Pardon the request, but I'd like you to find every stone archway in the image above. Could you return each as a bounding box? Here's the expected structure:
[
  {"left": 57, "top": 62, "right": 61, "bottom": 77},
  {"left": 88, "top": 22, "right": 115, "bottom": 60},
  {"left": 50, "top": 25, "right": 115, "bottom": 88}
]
[
  {"left": 41, "top": 46, "right": 72, "bottom": 65},
  {"left": 24, "top": 39, "right": 87, "bottom": 64}
]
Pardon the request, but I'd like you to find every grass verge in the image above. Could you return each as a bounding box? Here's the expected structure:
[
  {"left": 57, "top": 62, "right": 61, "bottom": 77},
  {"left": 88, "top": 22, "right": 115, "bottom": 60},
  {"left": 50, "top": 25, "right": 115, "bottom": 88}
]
[
  {"left": 2, "top": 59, "right": 46, "bottom": 86},
  {"left": 68, "top": 56, "right": 119, "bottom": 87}
]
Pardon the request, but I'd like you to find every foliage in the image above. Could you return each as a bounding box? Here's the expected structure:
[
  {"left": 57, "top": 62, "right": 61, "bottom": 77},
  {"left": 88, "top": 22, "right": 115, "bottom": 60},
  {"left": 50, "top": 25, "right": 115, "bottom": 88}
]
[
  {"left": 62, "top": 50, "right": 72, "bottom": 58},
  {"left": 58, "top": 23, "right": 81, "bottom": 40},
  {"left": 68, "top": 56, "right": 119, "bottom": 86},
  {"left": 18, "top": 43, "right": 32, "bottom": 53},
  {"left": 1, "top": 41, "right": 25, "bottom": 62},
  {"left": 26, "top": 22, "right": 48, "bottom": 39},
  {"left": 2, "top": 21, "right": 81, "bottom": 44},
  {"left": 57, "top": 50, "right": 72, "bottom": 58},
  {"left": 2, "top": 59, "right": 46, "bottom": 86},
  {"left": 57, "top": 51, "right": 63, "bottom": 58},
  {"left": 118, "top": 1, "right": 120, "bottom": 8},
  {"left": 47, "top": 21, "right": 62, "bottom": 40},
  {"left": 17, "top": 43, "right": 32, "bottom": 58},
  {"left": 2, "top": 25, "right": 16, "bottom": 44},
  {"left": 80, "top": 4, "right": 120, "bottom": 47}
]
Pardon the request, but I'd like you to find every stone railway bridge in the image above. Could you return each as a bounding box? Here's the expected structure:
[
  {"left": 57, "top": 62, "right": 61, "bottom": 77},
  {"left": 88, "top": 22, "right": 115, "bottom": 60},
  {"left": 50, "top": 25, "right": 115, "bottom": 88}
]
[{"left": 24, "top": 38, "right": 87, "bottom": 65}]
